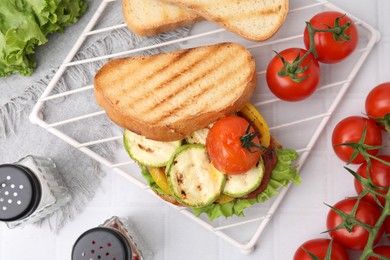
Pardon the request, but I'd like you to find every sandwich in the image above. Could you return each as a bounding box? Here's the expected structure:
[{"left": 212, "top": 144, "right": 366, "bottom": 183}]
[
  {"left": 122, "top": 0, "right": 289, "bottom": 41},
  {"left": 122, "top": 0, "right": 202, "bottom": 37},
  {"left": 94, "top": 42, "right": 300, "bottom": 220}
]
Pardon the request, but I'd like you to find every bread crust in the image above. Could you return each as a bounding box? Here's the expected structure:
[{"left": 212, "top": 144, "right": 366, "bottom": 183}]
[
  {"left": 94, "top": 43, "right": 256, "bottom": 141},
  {"left": 122, "top": 0, "right": 202, "bottom": 37},
  {"left": 162, "top": 0, "right": 289, "bottom": 41}
]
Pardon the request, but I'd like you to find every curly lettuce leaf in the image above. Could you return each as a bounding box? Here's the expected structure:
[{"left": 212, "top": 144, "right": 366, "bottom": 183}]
[
  {"left": 191, "top": 148, "right": 301, "bottom": 220},
  {"left": 0, "top": 0, "right": 87, "bottom": 77}
]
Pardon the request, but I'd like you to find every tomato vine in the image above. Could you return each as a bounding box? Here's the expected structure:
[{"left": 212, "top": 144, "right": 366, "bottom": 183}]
[
  {"left": 267, "top": 11, "right": 358, "bottom": 102},
  {"left": 290, "top": 12, "right": 390, "bottom": 260},
  {"left": 276, "top": 12, "right": 356, "bottom": 85}
]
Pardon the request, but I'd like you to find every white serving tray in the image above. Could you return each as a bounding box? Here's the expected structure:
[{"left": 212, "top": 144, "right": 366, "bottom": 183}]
[{"left": 30, "top": 0, "right": 380, "bottom": 254}]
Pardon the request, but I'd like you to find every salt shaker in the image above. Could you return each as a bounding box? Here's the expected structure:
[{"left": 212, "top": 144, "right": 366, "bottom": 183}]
[
  {"left": 0, "top": 155, "right": 71, "bottom": 228},
  {"left": 72, "top": 216, "right": 152, "bottom": 260}
]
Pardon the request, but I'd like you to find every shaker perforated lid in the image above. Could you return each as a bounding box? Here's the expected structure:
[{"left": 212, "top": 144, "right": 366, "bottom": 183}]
[
  {"left": 0, "top": 164, "right": 41, "bottom": 222},
  {"left": 72, "top": 227, "right": 132, "bottom": 260}
]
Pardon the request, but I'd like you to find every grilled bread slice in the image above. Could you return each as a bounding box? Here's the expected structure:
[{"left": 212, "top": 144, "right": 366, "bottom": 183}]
[
  {"left": 162, "top": 0, "right": 289, "bottom": 41},
  {"left": 123, "top": 0, "right": 202, "bottom": 36},
  {"left": 94, "top": 42, "right": 256, "bottom": 142}
]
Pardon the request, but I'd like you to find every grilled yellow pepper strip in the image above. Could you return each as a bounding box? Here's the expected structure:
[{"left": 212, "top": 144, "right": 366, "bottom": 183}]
[
  {"left": 149, "top": 167, "right": 171, "bottom": 195},
  {"left": 238, "top": 103, "right": 271, "bottom": 150}
]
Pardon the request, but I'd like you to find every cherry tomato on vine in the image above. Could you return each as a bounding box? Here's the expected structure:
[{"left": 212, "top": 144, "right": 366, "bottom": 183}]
[
  {"left": 365, "top": 82, "right": 390, "bottom": 132},
  {"left": 304, "top": 11, "right": 358, "bottom": 63},
  {"left": 354, "top": 155, "right": 390, "bottom": 207},
  {"left": 266, "top": 48, "right": 320, "bottom": 102},
  {"left": 332, "top": 116, "right": 382, "bottom": 164},
  {"left": 293, "top": 238, "right": 349, "bottom": 260},
  {"left": 206, "top": 116, "right": 261, "bottom": 174},
  {"left": 385, "top": 217, "right": 390, "bottom": 241},
  {"left": 326, "top": 198, "right": 384, "bottom": 250},
  {"left": 368, "top": 246, "right": 390, "bottom": 260}
]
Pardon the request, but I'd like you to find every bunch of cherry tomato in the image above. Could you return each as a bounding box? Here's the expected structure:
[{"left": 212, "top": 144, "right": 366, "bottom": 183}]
[
  {"left": 265, "top": 9, "right": 390, "bottom": 259},
  {"left": 266, "top": 11, "right": 358, "bottom": 101},
  {"left": 294, "top": 82, "right": 390, "bottom": 259}
]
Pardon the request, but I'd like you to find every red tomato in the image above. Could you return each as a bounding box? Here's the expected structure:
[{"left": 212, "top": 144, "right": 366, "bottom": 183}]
[
  {"left": 304, "top": 11, "right": 358, "bottom": 63},
  {"left": 368, "top": 246, "right": 390, "bottom": 260},
  {"left": 266, "top": 48, "right": 320, "bottom": 102},
  {"left": 327, "top": 198, "right": 384, "bottom": 250},
  {"left": 293, "top": 238, "right": 349, "bottom": 260},
  {"left": 354, "top": 155, "right": 390, "bottom": 206},
  {"left": 385, "top": 217, "right": 390, "bottom": 241},
  {"left": 206, "top": 116, "right": 261, "bottom": 174},
  {"left": 365, "top": 82, "right": 390, "bottom": 131},
  {"left": 332, "top": 116, "right": 382, "bottom": 164}
]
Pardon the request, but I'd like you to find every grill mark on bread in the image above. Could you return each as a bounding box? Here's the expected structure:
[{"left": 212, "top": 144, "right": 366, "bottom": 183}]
[
  {"left": 189, "top": 0, "right": 282, "bottom": 21},
  {"left": 143, "top": 46, "right": 233, "bottom": 120},
  {"left": 164, "top": 0, "right": 288, "bottom": 41},
  {"left": 108, "top": 56, "right": 157, "bottom": 94},
  {"left": 219, "top": 6, "right": 283, "bottom": 21},
  {"left": 113, "top": 50, "right": 194, "bottom": 109},
  {"left": 131, "top": 48, "right": 215, "bottom": 110},
  {"left": 178, "top": 59, "right": 251, "bottom": 117},
  {"left": 155, "top": 53, "right": 249, "bottom": 122},
  {"left": 185, "top": 0, "right": 276, "bottom": 9},
  {"left": 130, "top": 50, "right": 192, "bottom": 96}
]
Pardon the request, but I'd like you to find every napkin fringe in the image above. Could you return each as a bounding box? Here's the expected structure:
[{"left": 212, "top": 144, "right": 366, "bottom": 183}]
[{"left": 0, "top": 25, "right": 192, "bottom": 232}]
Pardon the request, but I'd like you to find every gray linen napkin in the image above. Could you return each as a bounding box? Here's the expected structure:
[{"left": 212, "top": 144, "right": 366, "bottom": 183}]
[{"left": 0, "top": 0, "right": 192, "bottom": 232}]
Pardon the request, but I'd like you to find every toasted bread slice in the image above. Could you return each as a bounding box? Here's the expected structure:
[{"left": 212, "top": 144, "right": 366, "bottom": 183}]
[
  {"left": 94, "top": 43, "right": 256, "bottom": 141},
  {"left": 162, "top": 0, "right": 288, "bottom": 41},
  {"left": 123, "top": 0, "right": 202, "bottom": 36}
]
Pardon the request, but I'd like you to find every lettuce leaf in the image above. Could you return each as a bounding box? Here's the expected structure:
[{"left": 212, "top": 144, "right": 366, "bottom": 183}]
[
  {"left": 0, "top": 0, "right": 87, "bottom": 77},
  {"left": 141, "top": 147, "right": 300, "bottom": 221}
]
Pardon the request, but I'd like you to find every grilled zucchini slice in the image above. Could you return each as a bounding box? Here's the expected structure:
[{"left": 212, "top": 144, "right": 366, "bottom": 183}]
[
  {"left": 166, "top": 144, "right": 225, "bottom": 207},
  {"left": 222, "top": 159, "right": 264, "bottom": 198},
  {"left": 124, "top": 129, "right": 181, "bottom": 167}
]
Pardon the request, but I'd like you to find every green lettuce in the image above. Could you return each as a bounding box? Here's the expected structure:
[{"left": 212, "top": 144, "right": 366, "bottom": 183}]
[
  {"left": 0, "top": 0, "right": 87, "bottom": 77},
  {"left": 141, "top": 148, "right": 301, "bottom": 221}
]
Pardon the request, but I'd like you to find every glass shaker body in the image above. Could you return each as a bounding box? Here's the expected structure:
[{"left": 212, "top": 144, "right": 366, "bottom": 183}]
[{"left": 0, "top": 155, "right": 71, "bottom": 228}]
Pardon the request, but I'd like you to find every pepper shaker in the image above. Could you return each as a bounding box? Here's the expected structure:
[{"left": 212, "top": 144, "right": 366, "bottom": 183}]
[
  {"left": 0, "top": 155, "right": 71, "bottom": 228},
  {"left": 72, "top": 216, "right": 152, "bottom": 260}
]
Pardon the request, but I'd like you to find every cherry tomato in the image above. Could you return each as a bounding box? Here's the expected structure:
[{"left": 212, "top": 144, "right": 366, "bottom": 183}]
[
  {"left": 332, "top": 116, "right": 382, "bottom": 164},
  {"left": 304, "top": 11, "right": 358, "bottom": 63},
  {"left": 327, "top": 198, "right": 384, "bottom": 250},
  {"left": 368, "top": 246, "right": 390, "bottom": 260},
  {"left": 266, "top": 48, "right": 320, "bottom": 102},
  {"left": 354, "top": 155, "right": 390, "bottom": 206},
  {"left": 293, "top": 238, "right": 349, "bottom": 260},
  {"left": 385, "top": 217, "right": 390, "bottom": 241},
  {"left": 365, "top": 82, "right": 390, "bottom": 131},
  {"left": 206, "top": 116, "right": 261, "bottom": 174}
]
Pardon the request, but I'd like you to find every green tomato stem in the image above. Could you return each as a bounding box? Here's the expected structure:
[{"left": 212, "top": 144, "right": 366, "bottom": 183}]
[
  {"left": 277, "top": 15, "right": 352, "bottom": 81},
  {"left": 360, "top": 188, "right": 390, "bottom": 259}
]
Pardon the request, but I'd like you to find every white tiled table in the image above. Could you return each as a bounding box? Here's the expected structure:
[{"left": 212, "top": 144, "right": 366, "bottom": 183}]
[{"left": 1, "top": 0, "right": 389, "bottom": 259}]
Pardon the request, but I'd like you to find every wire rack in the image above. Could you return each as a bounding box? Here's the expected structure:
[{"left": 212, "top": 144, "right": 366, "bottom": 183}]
[{"left": 29, "top": 0, "right": 380, "bottom": 254}]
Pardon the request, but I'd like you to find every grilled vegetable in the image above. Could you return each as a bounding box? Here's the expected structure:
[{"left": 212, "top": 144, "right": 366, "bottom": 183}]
[
  {"left": 238, "top": 103, "right": 271, "bottom": 150},
  {"left": 222, "top": 159, "right": 265, "bottom": 198},
  {"left": 166, "top": 144, "right": 225, "bottom": 207},
  {"left": 124, "top": 129, "right": 181, "bottom": 167}
]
